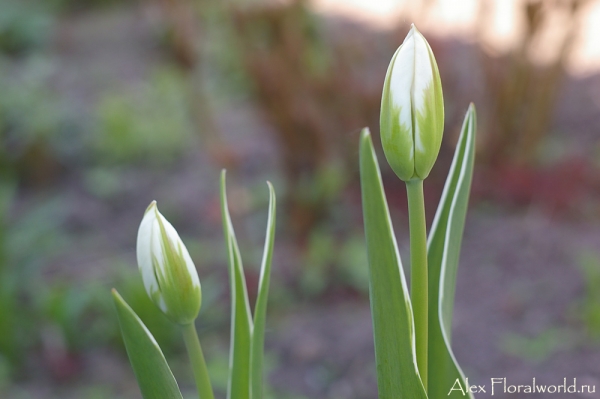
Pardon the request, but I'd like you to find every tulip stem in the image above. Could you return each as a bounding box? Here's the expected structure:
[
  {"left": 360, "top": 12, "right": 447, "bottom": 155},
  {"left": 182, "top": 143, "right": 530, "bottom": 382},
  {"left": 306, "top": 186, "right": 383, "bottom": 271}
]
[
  {"left": 182, "top": 322, "right": 215, "bottom": 399},
  {"left": 406, "top": 179, "right": 428, "bottom": 390}
]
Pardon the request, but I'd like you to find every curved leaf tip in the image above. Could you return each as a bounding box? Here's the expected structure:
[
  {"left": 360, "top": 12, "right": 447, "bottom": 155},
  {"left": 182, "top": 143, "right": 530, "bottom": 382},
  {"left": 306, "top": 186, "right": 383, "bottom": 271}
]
[
  {"left": 112, "top": 289, "right": 184, "bottom": 399},
  {"left": 426, "top": 104, "right": 476, "bottom": 398}
]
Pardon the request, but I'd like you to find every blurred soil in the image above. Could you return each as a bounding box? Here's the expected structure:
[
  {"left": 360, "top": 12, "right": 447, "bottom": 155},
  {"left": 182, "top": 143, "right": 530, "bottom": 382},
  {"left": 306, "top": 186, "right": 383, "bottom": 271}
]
[{"left": 7, "top": 4, "right": 600, "bottom": 399}]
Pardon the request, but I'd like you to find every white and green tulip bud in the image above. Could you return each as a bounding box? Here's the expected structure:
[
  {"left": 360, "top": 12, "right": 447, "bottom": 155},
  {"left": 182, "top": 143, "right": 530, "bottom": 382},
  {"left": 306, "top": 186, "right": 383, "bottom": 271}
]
[
  {"left": 136, "top": 201, "right": 201, "bottom": 325},
  {"left": 380, "top": 24, "right": 444, "bottom": 181}
]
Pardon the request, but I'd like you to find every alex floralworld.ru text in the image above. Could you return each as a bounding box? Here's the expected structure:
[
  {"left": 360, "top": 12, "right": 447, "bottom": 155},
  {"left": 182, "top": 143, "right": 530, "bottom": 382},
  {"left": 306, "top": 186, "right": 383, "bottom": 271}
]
[{"left": 448, "top": 378, "right": 596, "bottom": 395}]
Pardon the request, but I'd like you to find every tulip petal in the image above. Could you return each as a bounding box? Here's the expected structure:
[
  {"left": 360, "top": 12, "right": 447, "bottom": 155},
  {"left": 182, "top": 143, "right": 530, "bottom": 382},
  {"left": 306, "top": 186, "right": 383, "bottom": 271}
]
[
  {"left": 137, "top": 202, "right": 161, "bottom": 300},
  {"left": 136, "top": 201, "right": 202, "bottom": 325},
  {"left": 414, "top": 29, "right": 444, "bottom": 179},
  {"left": 390, "top": 29, "right": 416, "bottom": 137},
  {"left": 380, "top": 24, "right": 444, "bottom": 181},
  {"left": 381, "top": 30, "right": 416, "bottom": 181}
]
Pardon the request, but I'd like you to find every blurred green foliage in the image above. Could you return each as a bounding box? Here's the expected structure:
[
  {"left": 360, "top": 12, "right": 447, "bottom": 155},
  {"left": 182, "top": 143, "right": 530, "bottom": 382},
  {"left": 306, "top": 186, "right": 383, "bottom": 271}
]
[
  {"left": 0, "top": 190, "right": 182, "bottom": 385},
  {"left": 300, "top": 229, "right": 369, "bottom": 296},
  {"left": 40, "top": 282, "right": 120, "bottom": 352},
  {"left": 0, "top": 56, "right": 83, "bottom": 185},
  {"left": 500, "top": 328, "right": 574, "bottom": 363},
  {"left": 93, "top": 67, "right": 194, "bottom": 166},
  {"left": 0, "top": 0, "right": 54, "bottom": 56},
  {"left": 0, "top": 196, "right": 69, "bottom": 370},
  {"left": 337, "top": 234, "right": 369, "bottom": 293},
  {"left": 576, "top": 252, "right": 600, "bottom": 340},
  {"left": 49, "top": 0, "right": 136, "bottom": 13},
  {"left": 300, "top": 229, "right": 336, "bottom": 296}
]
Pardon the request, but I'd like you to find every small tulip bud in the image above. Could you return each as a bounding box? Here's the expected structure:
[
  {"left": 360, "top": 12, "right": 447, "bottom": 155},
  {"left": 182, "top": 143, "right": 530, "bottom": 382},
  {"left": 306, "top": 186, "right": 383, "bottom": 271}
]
[
  {"left": 136, "top": 201, "right": 201, "bottom": 325},
  {"left": 380, "top": 24, "right": 444, "bottom": 181}
]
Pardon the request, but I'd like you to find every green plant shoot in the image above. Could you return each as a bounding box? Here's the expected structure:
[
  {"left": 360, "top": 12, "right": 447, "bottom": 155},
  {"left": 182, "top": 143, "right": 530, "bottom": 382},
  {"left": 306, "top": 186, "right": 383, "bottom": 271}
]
[
  {"left": 112, "top": 173, "right": 276, "bottom": 399},
  {"left": 363, "top": 22, "right": 477, "bottom": 397}
]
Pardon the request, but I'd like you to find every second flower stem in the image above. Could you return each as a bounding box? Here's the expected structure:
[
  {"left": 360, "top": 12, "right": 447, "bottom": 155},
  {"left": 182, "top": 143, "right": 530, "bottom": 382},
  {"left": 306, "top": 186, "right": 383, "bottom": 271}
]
[
  {"left": 406, "top": 179, "right": 428, "bottom": 390},
  {"left": 182, "top": 322, "right": 215, "bottom": 399}
]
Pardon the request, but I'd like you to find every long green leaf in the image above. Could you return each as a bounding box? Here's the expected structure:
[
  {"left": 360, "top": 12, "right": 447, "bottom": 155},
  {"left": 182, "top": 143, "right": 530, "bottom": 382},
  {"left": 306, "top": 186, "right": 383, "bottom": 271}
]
[
  {"left": 359, "top": 128, "right": 428, "bottom": 399},
  {"left": 221, "top": 170, "right": 253, "bottom": 399},
  {"left": 427, "top": 104, "right": 476, "bottom": 399},
  {"left": 250, "top": 182, "right": 276, "bottom": 399},
  {"left": 112, "top": 289, "right": 184, "bottom": 399}
]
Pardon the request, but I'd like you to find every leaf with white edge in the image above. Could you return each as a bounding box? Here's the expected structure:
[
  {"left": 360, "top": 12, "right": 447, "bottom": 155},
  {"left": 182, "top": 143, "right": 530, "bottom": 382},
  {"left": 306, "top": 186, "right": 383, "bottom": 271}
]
[
  {"left": 427, "top": 104, "right": 476, "bottom": 399},
  {"left": 112, "top": 289, "right": 184, "bottom": 399},
  {"left": 250, "top": 182, "right": 276, "bottom": 399},
  {"left": 221, "top": 170, "right": 253, "bottom": 399},
  {"left": 359, "top": 128, "right": 428, "bottom": 399}
]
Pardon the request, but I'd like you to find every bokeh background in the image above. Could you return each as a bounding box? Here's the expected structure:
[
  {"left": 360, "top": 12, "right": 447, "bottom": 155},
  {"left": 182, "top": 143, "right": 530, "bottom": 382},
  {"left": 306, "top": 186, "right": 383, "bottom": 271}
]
[{"left": 1, "top": 0, "right": 600, "bottom": 397}]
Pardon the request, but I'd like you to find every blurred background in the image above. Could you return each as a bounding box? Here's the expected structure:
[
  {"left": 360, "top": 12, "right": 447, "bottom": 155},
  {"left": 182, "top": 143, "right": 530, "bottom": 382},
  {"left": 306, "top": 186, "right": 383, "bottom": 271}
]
[{"left": 0, "top": 0, "right": 599, "bottom": 397}]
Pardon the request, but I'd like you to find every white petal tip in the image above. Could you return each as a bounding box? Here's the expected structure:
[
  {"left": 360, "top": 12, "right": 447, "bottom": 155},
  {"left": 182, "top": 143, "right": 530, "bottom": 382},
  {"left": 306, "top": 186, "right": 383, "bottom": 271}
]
[{"left": 144, "top": 200, "right": 157, "bottom": 215}]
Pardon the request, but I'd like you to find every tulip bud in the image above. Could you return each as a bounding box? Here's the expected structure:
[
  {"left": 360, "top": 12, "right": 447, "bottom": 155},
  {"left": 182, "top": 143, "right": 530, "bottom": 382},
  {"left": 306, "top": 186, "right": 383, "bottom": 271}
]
[
  {"left": 380, "top": 24, "right": 444, "bottom": 181},
  {"left": 136, "top": 201, "right": 201, "bottom": 325}
]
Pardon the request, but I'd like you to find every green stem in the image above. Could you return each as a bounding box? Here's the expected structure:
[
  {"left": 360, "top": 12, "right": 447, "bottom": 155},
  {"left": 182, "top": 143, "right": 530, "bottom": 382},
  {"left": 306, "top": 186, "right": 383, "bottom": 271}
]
[
  {"left": 182, "top": 322, "right": 215, "bottom": 399},
  {"left": 406, "top": 179, "right": 428, "bottom": 390}
]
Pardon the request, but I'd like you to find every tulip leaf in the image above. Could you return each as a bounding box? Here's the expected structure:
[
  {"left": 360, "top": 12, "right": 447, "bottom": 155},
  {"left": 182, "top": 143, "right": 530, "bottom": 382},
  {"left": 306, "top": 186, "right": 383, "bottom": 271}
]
[
  {"left": 112, "top": 289, "right": 184, "bottom": 399},
  {"left": 250, "top": 182, "right": 276, "bottom": 399},
  {"left": 427, "top": 105, "right": 476, "bottom": 399},
  {"left": 359, "top": 128, "right": 428, "bottom": 399},
  {"left": 221, "top": 170, "right": 253, "bottom": 399}
]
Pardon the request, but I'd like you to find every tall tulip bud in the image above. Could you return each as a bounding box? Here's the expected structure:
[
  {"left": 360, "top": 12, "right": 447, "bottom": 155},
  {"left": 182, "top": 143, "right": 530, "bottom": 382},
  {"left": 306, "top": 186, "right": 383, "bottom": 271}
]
[
  {"left": 136, "top": 201, "right": 201, "bottom": 325},
  {"left": 380, "top": 24, "right": 444, "bottom": 181}
]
